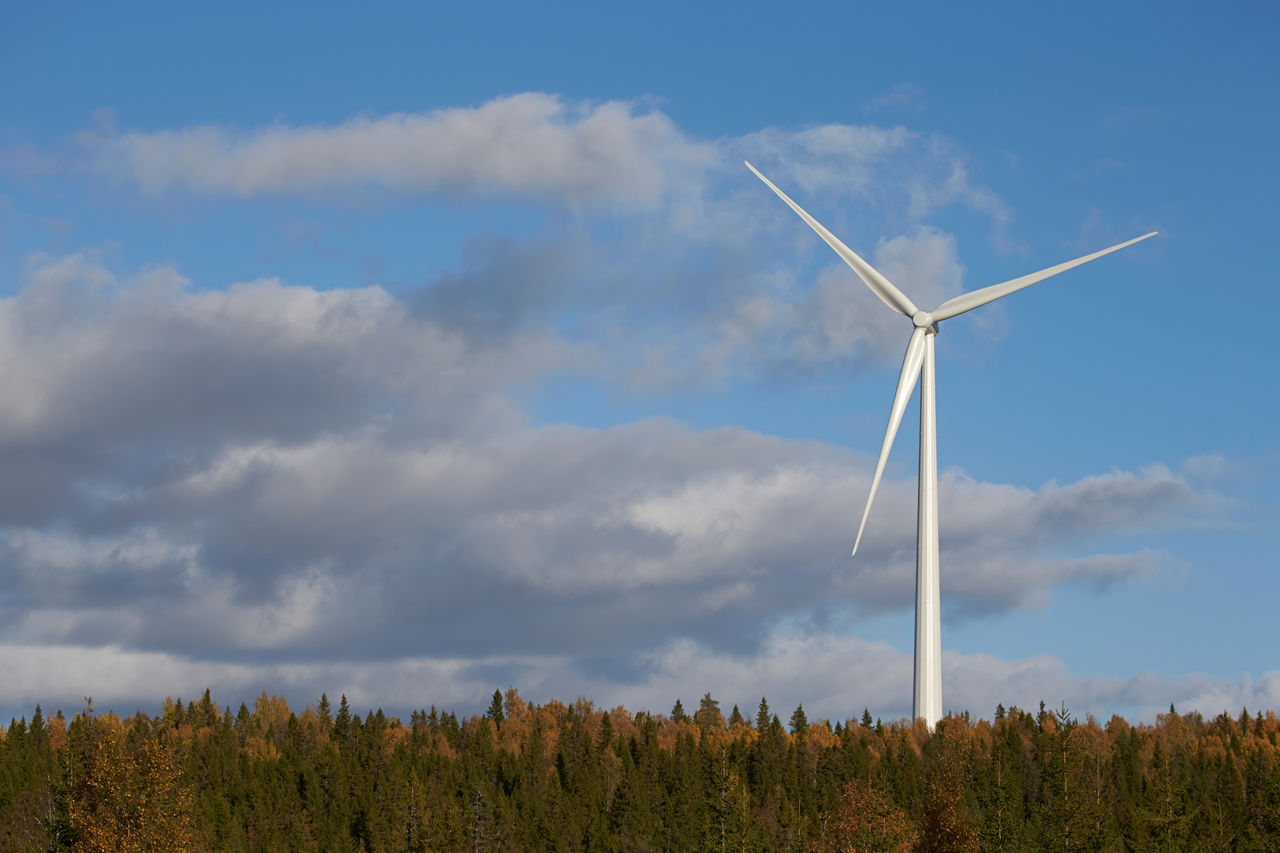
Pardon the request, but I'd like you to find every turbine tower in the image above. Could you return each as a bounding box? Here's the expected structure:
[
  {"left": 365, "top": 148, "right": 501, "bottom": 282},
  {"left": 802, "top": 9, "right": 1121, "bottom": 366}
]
[{"left": 746, "top": 161, "right": 1155, "bottom": 728}]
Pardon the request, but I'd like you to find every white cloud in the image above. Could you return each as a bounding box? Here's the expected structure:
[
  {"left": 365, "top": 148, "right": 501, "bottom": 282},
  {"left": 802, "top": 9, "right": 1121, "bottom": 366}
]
[
  {"left": 5, "top": 629, "right": 1274, "bottom": 727},
  {"left": 866, "top": 83, "right": 925, "bottom": 114},
  {"left": 737, "top": 123, "right": 917, "bottom": 200},
  {"left": 64, "top": 96, "right": 1034, "bottom": 386},
  {"left": 90, "top": 94, "right": 712, "bottom": 208}
]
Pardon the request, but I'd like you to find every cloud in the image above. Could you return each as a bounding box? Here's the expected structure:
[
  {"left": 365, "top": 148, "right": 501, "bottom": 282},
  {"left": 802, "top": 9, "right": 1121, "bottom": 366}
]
[
  {"left": 0, "top": 253, "right": 573, "bottom": 453},
  {"left": 732, "top": 123, "right": 919, "bottom": 215},
  {"left": 4, "top": 629, "right": 1275, "bottom": 727},
  {"left": 866, "top": 83, "right": 925, "bottom": 114},
  {"left": 0, "top": 259, "right": 1209, "bottom": 683},
  {"left": 0, "top": 99, "right": 1199, "bottom": 725},
  {"left": 692, "top": 226, "right": 970, "bottom": 379},
  {"left": 64, "top": 96, "right": 1031, "bottom": 384},
  {"left": 89, "top": 94, "right": 712, "bottom": 208}
]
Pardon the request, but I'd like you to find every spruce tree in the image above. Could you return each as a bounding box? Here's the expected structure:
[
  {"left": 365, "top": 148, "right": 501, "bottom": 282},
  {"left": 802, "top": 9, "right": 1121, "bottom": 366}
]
[
  {"left": 487, "top": 689, "right": 505, "bottom": 726},
  {"left": 334, "top": 694, "right": 352, "bottom": 746},
  {"left": 695, "top": 693, "right": 723, "bottom": 734},
  {"left": 790, "top": 704, "right": 808, "bottom": 735},
  {"left": 597, "top": 711, "right": 614, "bottom": 752}
]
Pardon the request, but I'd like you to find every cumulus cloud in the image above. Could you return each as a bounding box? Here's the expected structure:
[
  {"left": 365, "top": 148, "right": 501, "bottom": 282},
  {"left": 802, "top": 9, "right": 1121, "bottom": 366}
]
[
  {"left": 67, "top": 95, "right": 1030, "bottom": 384},
  {"left": 89, "top": 94, "right": 712, "bottom": 207},
  {"left": 0, "top": 99, "right": 1195, "bottom": 723},
  {"left": 0, "top": 252, "right": 573, "bottom": 454},
  {"left": 0, "top": 256, "right": 1209, "bottom": 694}
]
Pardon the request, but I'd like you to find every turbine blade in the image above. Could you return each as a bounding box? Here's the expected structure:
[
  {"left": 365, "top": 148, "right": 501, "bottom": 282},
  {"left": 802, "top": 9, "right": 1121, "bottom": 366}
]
[
  {"left": 745, "top": 161, "right": 919, "bottom": 318},
  {"left": 930, "top": 232, "right": 1157, "bottom": 322},
  {"left": 853, "top": 327, "right": 928, "bottom": 556}
]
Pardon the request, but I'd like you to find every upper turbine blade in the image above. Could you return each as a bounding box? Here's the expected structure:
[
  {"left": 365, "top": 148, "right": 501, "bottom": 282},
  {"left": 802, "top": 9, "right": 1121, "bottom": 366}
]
[
  {"left": 930, "top": 232, "right": 1158, "bottom": 322},
  {"left": 745, "top": 161, "right": 919, "bottom": 318},
  {"left": 853, "top": 327, "right": 928, "bottom": 556}
]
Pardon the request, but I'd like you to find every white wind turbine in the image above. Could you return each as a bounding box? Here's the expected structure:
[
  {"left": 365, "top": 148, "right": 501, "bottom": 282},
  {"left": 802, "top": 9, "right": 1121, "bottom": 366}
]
[{"left": 746, "top": 161, "right": 1155, "bottom": 728}]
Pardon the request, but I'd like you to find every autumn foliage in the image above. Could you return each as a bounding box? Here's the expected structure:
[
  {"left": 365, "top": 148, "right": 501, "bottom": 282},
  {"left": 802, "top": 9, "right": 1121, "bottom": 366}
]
[
  {"left": 70, "top": 712, "right": 193, "bottom": 852},
  {"left": 1, "top": 692, "right": 1279, "bottom": 850}
]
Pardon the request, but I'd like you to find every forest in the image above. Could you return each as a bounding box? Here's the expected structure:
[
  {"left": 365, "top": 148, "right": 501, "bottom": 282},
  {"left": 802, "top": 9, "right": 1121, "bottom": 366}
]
[{"left": 1, "top": 688, "right": 1278, "bottom": 851}]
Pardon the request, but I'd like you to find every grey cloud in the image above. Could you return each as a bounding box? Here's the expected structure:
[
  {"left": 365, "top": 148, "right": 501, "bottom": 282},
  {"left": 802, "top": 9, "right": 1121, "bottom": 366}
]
[
  {"left": 1031, "top": 465, "right": 1200, "bottom": 538},
  {"left": 0, "top": 256, "right": 1208, "bottom": 682},
  {"left": 2, "top": 418, "right": 1206, "bottom": 667},
  {"left": 939, "top": 465, "right": 1203, "bottom": 550},
  {"left": 837, "top": 465, "right": 1203, "bottom": 621},
  {"left": 625, "top": 227, "right": 971, "bottom": 387},
  {"left": 414, "top": 233, "right": 592, "bottom": 341},
  {"left": 0, "top": 254, "right": 575, "bottom": 521}
]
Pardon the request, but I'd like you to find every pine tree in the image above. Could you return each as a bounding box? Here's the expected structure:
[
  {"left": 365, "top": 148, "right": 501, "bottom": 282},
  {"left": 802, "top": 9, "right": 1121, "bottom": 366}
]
[{"left": 671, "top": 699, "right": 687, "bottom": 723}]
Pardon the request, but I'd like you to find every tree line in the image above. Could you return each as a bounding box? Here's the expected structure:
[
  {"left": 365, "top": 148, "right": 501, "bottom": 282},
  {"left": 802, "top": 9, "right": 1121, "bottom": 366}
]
[{"left": 2, "top": 689, "right": 1279, "bottom": 851}]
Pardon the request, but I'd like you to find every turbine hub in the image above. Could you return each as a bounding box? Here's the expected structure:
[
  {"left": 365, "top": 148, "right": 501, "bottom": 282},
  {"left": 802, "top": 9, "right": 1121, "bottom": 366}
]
[{"left": 912, "top": 310, "right": 935, "bottom": 330}]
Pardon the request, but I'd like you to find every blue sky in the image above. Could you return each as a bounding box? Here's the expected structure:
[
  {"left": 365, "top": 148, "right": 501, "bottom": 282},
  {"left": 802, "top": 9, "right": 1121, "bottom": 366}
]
[{"left": 1, "top": 1, "right": 1277, "bottom": 724}]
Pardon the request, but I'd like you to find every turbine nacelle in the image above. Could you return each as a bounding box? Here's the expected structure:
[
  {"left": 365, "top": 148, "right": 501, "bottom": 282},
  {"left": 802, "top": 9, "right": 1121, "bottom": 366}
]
[
  {"left": 746, "top": 159, "right": 1155, "bottom": 728},
  {"left": 746, "top": 161, "right": 1155, "bottom": 555}
]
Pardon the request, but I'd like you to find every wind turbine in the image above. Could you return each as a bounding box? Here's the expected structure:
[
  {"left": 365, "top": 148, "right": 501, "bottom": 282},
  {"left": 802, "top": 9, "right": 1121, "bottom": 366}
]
[{"left": 746, "top": 161, "right": 1155, "bottom": 729}]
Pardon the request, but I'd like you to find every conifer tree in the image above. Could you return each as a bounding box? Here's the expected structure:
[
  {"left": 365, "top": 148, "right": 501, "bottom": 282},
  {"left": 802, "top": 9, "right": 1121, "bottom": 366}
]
[
  {"left": 1039, "top": 703, "right": 1090, "bottom": 851},
  {"left": 334, "top": 694, "right": 352, "bottom": 748},
  {"left": 487, "top": 689, "right": 505, "bottom": 726},
  {"left": 695, "top": 693, "right": 723, "bottom": 734},
  {"left": 317, "top": 693, "right": 332, "bottom": 729},
  {"left": 3, "top": 688, "right": 1276, "bottom": 851},
  {"left": 789, "top": 704, "right": 808, "bottom": 736},
  {"left": 596, "top": 712, "right": 614, "bottom": 752}
]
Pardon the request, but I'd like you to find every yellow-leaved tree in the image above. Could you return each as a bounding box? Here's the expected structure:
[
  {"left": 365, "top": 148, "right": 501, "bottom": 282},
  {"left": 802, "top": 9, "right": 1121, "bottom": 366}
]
[{"left": 70, "top": 712, "right": 194, "bottom": 852}]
